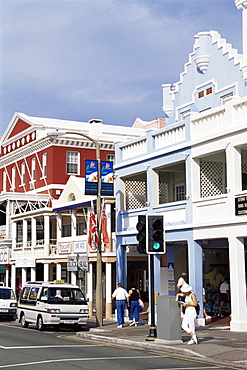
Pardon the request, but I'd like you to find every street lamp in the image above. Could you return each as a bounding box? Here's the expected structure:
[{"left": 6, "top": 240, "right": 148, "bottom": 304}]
[{"left": 47, "top": 129, "right": 103, "bottom": 327}]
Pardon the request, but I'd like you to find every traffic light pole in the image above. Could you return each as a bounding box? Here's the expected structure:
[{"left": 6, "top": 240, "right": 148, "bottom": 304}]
[{"left": 146, "top": 254, "right": 157, "bottom": 341}]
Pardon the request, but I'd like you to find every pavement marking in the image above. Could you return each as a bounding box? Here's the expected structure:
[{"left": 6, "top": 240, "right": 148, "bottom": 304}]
[
  {"left": 0, "top": 344, "right": 100, "bottom": 350},
  {"left": 0, "top": 355, "right": 164, "bottom": 368}
]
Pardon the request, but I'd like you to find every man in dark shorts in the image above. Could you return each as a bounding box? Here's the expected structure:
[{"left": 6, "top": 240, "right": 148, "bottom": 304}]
[{"left": 218, "top": 277, "right": 230, "bottom": 317}]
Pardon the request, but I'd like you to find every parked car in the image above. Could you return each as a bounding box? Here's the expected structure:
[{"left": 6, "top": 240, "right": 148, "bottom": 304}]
[{"left": 0, "top": 286, "right": 17, "bottom": 320}]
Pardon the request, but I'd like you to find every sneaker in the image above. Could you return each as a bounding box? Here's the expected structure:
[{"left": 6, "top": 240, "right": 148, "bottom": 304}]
[
  {"left": 192, "top": 334, "right": 198, "bottom": 344},
  {"left": 129, "top": 321, "right": 135, "bottom": 326},
  {"left": 135, "top": 323, "right": 138, "bottom": 327},
  {"left": 205, "top": 315, "right": 211, "bottom": 320},
  {"left": 187, "top": 339, "right": 195, "bottom": 345},
  {"left": 217, "top": 314, "right": 224, "bottom": 318},
  {"left": 117, "top": 325, "right": 122, "bottom": 328}
]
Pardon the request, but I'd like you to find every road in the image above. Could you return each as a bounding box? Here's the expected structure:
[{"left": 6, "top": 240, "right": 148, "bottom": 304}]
[{"left": 0, "top": 320, "right": 239, "bottom": 370}]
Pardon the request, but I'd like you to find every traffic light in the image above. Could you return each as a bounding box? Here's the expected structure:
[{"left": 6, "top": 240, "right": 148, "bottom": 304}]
[
  {"left": 136, "top": 215, "right": 147, "bottom": 254},
  {"left": 147, "top": 215, "right": 165, "bottom": 254}
]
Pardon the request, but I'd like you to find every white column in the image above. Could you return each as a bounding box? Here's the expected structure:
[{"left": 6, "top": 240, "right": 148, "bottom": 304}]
[
  {"left": 22, "top": 268, "right": 27, "bottom": 287},
  {"left": 71, "top": 210, "right": 77, "bottom": 238},
  {"left": 23, "top": 219, "right": 27, "bottom": 247},
  {"left": 229, "top": 236, "right": 247, "bottom": 331},
  {"left": 71, "top": 271, "right": 77, "bottom": 285},
  {"left": 44, "top": 264, "right": 49, "bottom": 282},
  {"left": 6, "top": 200, "right": 10, "bottom": 239},
  {"left": 5, "top": 267, "right": 9, "bottom": 287},
  {"left": 87, "top": 263, "right": 93, "bottom": 317},
  {"left": 31, "top": 267, "right": 36, "bottom": 281},
  {"left": 12, "top": 221, "right": 17, "bottom": 249},
  {"left": 56, "top": 263, "right": 62, "bottom": 280},
  {"left": 11, "top": 265, "right": 16, "bottom": 292},
  {"left": 56, "top": 214, "right": 62, "bottom": 240},
  {"left": 105, "top": 262, "right": 112, "bottom": 320},
  {"left": 31, "top": 217, "right": 37, "bottom": 247},
  {"left": 44, "top": 215, "right": 50, "bottom": 255}
]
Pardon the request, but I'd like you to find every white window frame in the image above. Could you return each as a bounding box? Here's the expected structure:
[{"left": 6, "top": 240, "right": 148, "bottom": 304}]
[
  {"left": 66, "top": 151, "right": 80, "bottom": 175},
  {"left": 20, "top": 162, "right": 25, "bottom": 186},
  {"left": 3, "top": 170, "right": 7, "bottom": 192},
  {"left": 30, "top": 158, "right": 36, "bottom": 190},
  {"left": 41, "top": 152, "right": 47, "bottom": 178},
  {"left": 11, "top": 166, "right": 16, "bottom": 191},
  {"left": 107, "top": 154, "right": 115, "bottom": 164}
]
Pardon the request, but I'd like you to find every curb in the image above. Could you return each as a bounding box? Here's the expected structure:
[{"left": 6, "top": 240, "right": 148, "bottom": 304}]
[{"left": 76, "top": 332, "right": 247, "bottom": 370}]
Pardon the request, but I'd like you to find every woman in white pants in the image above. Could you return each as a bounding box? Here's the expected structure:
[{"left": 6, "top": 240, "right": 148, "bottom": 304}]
[{"left": 176, "top": 283, "right": 199, "bottom": 345}]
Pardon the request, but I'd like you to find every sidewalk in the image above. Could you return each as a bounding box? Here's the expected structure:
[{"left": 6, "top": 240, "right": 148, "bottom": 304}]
[{"left": 76, "top": 315, "right": 247, "bottom": 369}]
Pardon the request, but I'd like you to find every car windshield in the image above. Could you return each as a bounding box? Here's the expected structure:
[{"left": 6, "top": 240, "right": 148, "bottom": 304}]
[
  {"left": 0, "top": 288, "right": 16, "bottom": 300},
  {"left": 41, "top": 287, "right": 87, "bottom": 304}
]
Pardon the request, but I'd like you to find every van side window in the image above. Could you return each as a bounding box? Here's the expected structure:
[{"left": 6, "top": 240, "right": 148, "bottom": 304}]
[
  {"left": 21, "top": 287, "right": 30, "bottom": 300},
  {"left": 29, "top": 287, "right": 39, "bottom": 301}
]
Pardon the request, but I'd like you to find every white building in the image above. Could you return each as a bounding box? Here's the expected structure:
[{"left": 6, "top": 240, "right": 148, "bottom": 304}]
[{"left": 114, "top": 0, "right": 247, "bottom": 331}]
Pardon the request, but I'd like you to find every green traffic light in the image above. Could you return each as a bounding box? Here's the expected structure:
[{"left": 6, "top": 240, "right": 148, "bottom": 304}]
[{"left": 153, "top": 242, "right": 160, "bottom": 250}]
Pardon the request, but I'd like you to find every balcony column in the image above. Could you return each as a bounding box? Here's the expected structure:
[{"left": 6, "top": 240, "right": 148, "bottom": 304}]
[
  {"left": 229, "top": 236, "right": 247, "bottom": 331},
  {"left": 105, "top": 262, "right": 112, "bottom": 320},
  {"left": 56, "top": 263, "right": 62, "bottom": 280},
  {"left": 11, "top": 264, "right": 16, "bottom": 292},
  {"left": 6, "top": 200, "right": 10, "bottom": 239},
  {"left": 87, "top": 263, "right": 93, "bottom": 317},
  {"left": 5, "top": 266, "right": 10, "bottom": 287},
  {"left": 71, "top": 271, "right": 77, "bottom": 285},
  {"left": 31, "top": 267, "right": 36, "bottom": 281},
  {"left": 44, "top": 264, "right": 49, "bottom": 282},
  {"left": 56, "top": 214, "right": 62, "bottom": 240},
  {"left": 44, "top": 215, "right": 50, "bottom": 255},
  {"left": 22, "top": 268, "right": 27, "bottom": 286},
  {"left": 23, "top": 219, "right": 27, "bottom": 248},
  {"left": 31, "top": 217, "right": 37, "bottom": 248},
  {"left": 12, "top": 221, "right": 17, "bottom": 249},
  {"left": 71, "top": 209, "right": 77, "bottom": 238}
]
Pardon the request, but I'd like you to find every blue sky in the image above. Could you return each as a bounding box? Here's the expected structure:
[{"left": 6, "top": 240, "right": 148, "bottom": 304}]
[{"left": 0, "top": 0, "right": 242, "bottom": 136}]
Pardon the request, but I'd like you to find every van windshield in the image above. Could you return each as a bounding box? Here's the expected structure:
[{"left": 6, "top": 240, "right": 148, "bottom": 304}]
[
  {"left": 0, "top": 288, "right": 16, "bottom": 300},
  {"left": 41, "top": 287, "right": 87, "bottom": 304}
]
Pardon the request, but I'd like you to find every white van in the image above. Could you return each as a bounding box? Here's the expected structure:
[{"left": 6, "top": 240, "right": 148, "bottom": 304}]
[
  {"left": 0, "top": 286, "right": 17, "bottom": 320},
  {"left": 17, "top": 280, "right": 88, "bottom": 330}
]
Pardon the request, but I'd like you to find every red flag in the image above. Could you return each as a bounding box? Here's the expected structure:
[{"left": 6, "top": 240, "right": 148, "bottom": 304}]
[
  {"left": 88, "top": 201, "right": 98, "bottom": 251},
  {"left": 102, "top": 203, "right": 109, "bottom": 246}
]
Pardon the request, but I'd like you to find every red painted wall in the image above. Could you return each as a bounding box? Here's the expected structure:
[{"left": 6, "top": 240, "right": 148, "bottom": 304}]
[{"left": 0, "top": 144, "right": 114, "bottom": 194}]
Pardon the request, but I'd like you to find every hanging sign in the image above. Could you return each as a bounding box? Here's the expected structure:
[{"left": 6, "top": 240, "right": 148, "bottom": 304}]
[
  {"left": 85, "top": 160, "right": 98, "bottom": 195},
  {"left": 101, "top": 161, "right": 114, "bottom": 196},
  {"left": 85, "top": 160, "right": 114, "bottom": 196}
]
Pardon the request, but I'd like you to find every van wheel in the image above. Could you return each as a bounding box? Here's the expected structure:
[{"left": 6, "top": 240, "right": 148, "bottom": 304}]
[
  {"left": 37, "top": 316, "right": 45, "bottom": 331},
  {"left": 20, "top": 313, "right": 29, "bottom": 328}
]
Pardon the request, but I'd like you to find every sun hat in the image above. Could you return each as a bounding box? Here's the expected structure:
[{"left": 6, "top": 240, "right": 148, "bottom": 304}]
[
  {"left": 181, "top": 272, "right": 187, "bottom": 276},
  {"left": 181, "top": 283, "right": 192, "bottom": 293}
]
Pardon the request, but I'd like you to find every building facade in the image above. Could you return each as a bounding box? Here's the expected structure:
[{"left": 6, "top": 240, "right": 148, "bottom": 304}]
[
  {"left": 0, "top": 113, "right": 146, "bottom": 317},
  {"left": 114, "top": 0, "right": 247, "bottom": 331}
]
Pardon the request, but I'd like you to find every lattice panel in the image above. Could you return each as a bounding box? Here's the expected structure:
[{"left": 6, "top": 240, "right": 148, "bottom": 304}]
[
  {"left": 159, "top": 182, "right": 168, "bottom": 204},
  {"left": 125, "top": 180, "right": 146, "bottom": 210},
  {"left": 200, "top": 161, "right": 225, "bottom": 197},
  {"left": 242, "top": 164, "right": 247, "bottom": 174}
]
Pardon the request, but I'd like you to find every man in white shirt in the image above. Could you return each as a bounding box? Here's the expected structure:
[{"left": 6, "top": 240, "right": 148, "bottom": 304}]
[
  {"left": 218, "top": 277, "right": 230, "bottom": 317},
  {"left": 112, "top": 283, "right": 129, "bottom": 328}
]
